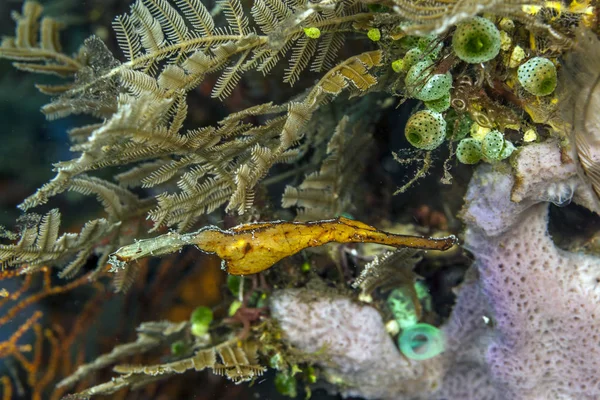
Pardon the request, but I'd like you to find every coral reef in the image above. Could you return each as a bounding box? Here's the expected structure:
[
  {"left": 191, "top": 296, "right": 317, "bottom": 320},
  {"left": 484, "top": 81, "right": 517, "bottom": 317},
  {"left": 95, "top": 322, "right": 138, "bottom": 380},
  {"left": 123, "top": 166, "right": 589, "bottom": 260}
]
[{"left": 0, "top": 0, "right": 599, "bottom": 398}]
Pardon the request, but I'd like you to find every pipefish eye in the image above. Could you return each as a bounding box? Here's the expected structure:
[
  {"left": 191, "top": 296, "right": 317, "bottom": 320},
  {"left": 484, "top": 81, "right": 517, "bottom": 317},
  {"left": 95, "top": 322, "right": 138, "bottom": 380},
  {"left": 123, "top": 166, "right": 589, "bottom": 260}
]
[{"left": 398, "top": 323, "right": 445, "bottom": 360}]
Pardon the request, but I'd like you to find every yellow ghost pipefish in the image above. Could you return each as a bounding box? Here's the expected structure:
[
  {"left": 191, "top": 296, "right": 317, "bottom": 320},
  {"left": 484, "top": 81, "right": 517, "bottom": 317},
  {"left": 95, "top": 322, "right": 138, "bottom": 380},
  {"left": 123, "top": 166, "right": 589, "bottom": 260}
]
[{"left": 109, "top": 217, "right": 457, "bottom": 275}]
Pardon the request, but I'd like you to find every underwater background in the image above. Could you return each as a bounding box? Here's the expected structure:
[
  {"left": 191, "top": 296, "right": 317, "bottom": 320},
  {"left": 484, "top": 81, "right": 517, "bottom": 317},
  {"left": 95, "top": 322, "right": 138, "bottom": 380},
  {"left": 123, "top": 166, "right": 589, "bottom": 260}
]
[{"left": 1, "top": 0, "right": 599, "bottom": 399}]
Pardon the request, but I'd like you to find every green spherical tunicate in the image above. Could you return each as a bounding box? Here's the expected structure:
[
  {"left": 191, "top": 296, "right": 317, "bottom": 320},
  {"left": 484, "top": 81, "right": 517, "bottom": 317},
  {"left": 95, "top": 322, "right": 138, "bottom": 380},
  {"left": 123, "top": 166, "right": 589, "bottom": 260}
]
[
  {"left": 481, "top": 130, "right": 506, "bottom": 161},
  {"left": 404, "top": 110, "right": 447, "bottom": 150},
  {"left": 392, "top": 59, "right": 404, "bottom": 73},
  {"left": 517, "top": 57, "right": 557, "bottom": 96},
  {"left": 403, "top": 48, "right": 423, "bottom": 72},
  {"left": 387, "top": 288, "right": 418, "bottom": 329},
  {"left": 405, "top": 61, "right": 452, "bottom": 101},
  {"left": 452, "top": 17, "right": 501, "bottom": 63},
  {"left": 275, "top": 372, "right": 297, "bottom": 397},
  {"left": 190, "top": 306, "right": 213, "bottom": 336},
  {"left": 398, "top": 34, "right": 420, "bottom": 50},
  {"left": 456, "top": 138, "right": 482, "bottom": 164},
  {"left": 368, "top": 28, "right": 381, "bottom": 42},
  {"left": 398, "top": 323, "right": 445, "bottom": 360},
  {"left": 227, "top": 274, "right": 242, "bottom": 296},
  {"left": 417, "top": 34, "right": 443, "bottom": 58},
  {"left": 171, "top": 340, "right": 186, "bottom": 356},
  {"left": 414, "top": 281, "right": 432, "bottom": 312},
  {"left": 445, "top": 111, "right": 473, "bottom": 141},
  {"left": 500, "top": 140, "right": 515, "bottom": 159},
  {"left": 303, "top": 27, "right": 321, "bottom": 39},
  {"left": 425, "top": 92, "right": 451, "bottom": 112}
]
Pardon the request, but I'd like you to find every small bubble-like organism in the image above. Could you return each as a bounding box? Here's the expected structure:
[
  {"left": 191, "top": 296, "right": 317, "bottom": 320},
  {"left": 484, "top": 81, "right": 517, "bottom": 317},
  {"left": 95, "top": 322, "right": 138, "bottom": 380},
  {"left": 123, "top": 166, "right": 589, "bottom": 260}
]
[
  {"left": 228, "top": 300, "right": 242, "bottom": 316},
  {"left": 456, "top": 138, "right": 482, "bottom": 164},
  {"left": 403, "top": 48, "right": 424, "bottom": 71},
  {"left": 425, "top": 92, "right": 451, "bottom": 112},
  {"left": 387, "top": 287, "right": 419, "bottom": 329},
  {"left": 523, "top": 128, "right": 537, "bottom": 142},
  {"left": 481, "top": 130, "right": 515, "bottom": 161},
  {"left": 508, "top": 45, "right": 525, "bottom": 68},
  {"left": 452, "top": 17, "right": 501, "bottom": 63},
  {"left": 171, "top": 340, "right": 186, "bottom": 356},
  {"left": 275, "top": 372, "right": 298, "bottom": 397},
  {"left": 190, "top": 306, "right": 213, "bottom": 336},
  {"left": 517, "top": 57, "right": 557, "bottom": 96},
  {"left": 405, "top": 61, "right": 452, "bottom": 101},
  {"left": 392, "top": 59, "right": 404, "bottom": 73},
  {"left": 404, "top": 110, "right": 447, "bottom": 150},
  {"left": 398, "top": 323, "right": 445, "bottom": 360},
  {"left": 368, "top": 28, "right": 381, "bottom": 41},
  {"left": 481, "top": 130, "right": 504, "bottom": 160},
  {"left": 417, "top": 34, "right": 443, "bottom": 58},
  {"left": 303, "top": 27, "right": 321, "bottom": 39},
  {"left": 500, "top": 140, "right": 515, "bottom": 159},
  {"left": 414, "top": 281, "right": 432, "bottom": 312},
  {"left": 445, "top": 111, "right": 473, "bottom": 141}
]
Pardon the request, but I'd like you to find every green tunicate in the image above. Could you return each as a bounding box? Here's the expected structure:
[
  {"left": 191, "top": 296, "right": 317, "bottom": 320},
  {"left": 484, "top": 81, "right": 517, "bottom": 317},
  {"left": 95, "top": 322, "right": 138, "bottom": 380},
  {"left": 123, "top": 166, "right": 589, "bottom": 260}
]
[
  {"left": 405, "top": 61, "right": 452, "bottom": 101},
  {"left": 517, "top": 57, "right": 557, "bottom": 96},
  {"left": 190, "top": 306, "right": 213, "bottom": 336},
  {"left": 404, "top": 110, "right": 447, "bottom": 150},
  {"left": 303, "top": 27, "right": 321, "bottom": 39},
  {"left": 481, "top": 130, "right": 513, "bottom": 161},
  {"left": 228, "top": 300, "right": 242, "bottom": 316},
  {"left": 500, "top": 139, "right": 515, "bottom": 159},
  {"left": 269, "top": 353, "right": 283, "bottom": 369},
  {"left": 398, "top": 323, "right": 445, "bottom": 360},
  {"left": 368, "top": 28, "right": 381, "bottom": 42},
  {"left": 337, "top": 212, "right": 354, "bottom": 219},
  {"left": 445, "top": 111, "right": 473, "bottom": 141},
  {"left": 452, "top": 17, "right": 501, "bottom": 63},
  {"left": 456, "top": 138, "right": 482, "bottom": 164},
  {"left": 256, "top": 292, "right": 268, "bottom": 308},
  {"left": 402, "top": 48, "right": 423, "bottom": 72},
  {"left": 481, "top": 130, "right": 504, "bottom": 160},
  {"left": 227, "top": 274, "right": 242, "bottom": 296},
  {"left": 425, "top": 92, "right": 451, "bottom": 112},
  {"left": 392, "top": 59, "right": 404, "bottom": 73},
  {"left": 305, "top": 366, "right": 317, "bottom": 384},
  {"left": 275, "top": 372, "right": 298, "bottom": 398},
  {"left": 397, "top": 31, "right": 420, "bottom": 50},
  {"left": 387, "top": 287, "right": 418, "bottom": 329},
  {"left": 414, "top": 281, "right": 432, "bottom": 312},
  {"left": 301, "top": 260, "right": 311, "bottom": 272},
  {"left": 417, "top": 34, "right": 443, "bottom": 58},
  {"left": 171, "top": 340, "right": 186, "bottom": 356}
]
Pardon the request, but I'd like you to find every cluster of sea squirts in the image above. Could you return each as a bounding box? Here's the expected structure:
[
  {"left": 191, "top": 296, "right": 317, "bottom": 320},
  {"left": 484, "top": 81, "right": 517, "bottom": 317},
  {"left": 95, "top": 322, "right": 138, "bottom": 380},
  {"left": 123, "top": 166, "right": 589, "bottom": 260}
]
[
  {"left": 386, "top": 282, "right": 445, "bottom": 360},
  {"left": 391, "top": 16, "right": 558, "bottom": 163}
]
